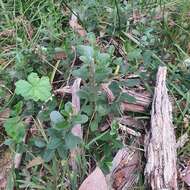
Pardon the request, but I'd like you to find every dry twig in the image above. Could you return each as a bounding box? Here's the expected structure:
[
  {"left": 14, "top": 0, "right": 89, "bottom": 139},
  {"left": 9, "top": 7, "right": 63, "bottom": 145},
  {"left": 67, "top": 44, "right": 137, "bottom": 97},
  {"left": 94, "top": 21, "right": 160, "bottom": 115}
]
[{"left": 70, "top": 78, "right": 82, "bottom": 170}]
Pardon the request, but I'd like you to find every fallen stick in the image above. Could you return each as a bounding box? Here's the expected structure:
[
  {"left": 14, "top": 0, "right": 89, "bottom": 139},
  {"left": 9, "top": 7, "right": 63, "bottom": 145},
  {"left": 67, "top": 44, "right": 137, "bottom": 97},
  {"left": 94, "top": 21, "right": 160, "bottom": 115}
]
[
  {"left": 70, "top": 78, "right": 82, "bottom": 170},
  {"left": 69, "top": 14, "right": 86, "bottom": 37},
  {"left": 144, "top": 66, "right": 178, "bottom": 190},
  {"left": 71, "top": 78, "right": 82, "bottom": 138},
  {"left": 55, "top": 85, "right": 151, "bottom": 113}
]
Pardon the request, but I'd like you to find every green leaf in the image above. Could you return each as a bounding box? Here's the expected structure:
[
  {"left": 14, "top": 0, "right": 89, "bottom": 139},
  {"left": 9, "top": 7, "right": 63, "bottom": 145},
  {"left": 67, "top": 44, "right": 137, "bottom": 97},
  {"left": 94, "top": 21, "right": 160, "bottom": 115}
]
[
  {"left": 90, "top": 120, "right": 99, "bottom": 132},
  {"left": 50, "top": 111, "right": 64, "bottom": 124},
  {"left": 47, "top": 138, "right": 62, "bottom": 149},
  {"left": 15, "top": 72, "right": 52, "bottom": 101},
  {"left": 72, "top": 65, "right": 89, "bottom": 80},
  {"left": 65, "top": 133, "right": 81, "bottom": 150},
  {"left": 107, "top": 45, "right": 115, "bottom": 56},
  {"left": 64, "top": 102, "right": 73, "bottom": 114},
  {"left": 113, "top": 57, "right": 123, "bottom": 65},
  {"left": 95, "top": 66, "right": 112, "bottom": 82},
  {"left": 81, "top": 105, "right": 93, "bottom": 116},
  {"left": 4, "top": 139, "right": 14, "bottom": 146},
  {"left": 96, "top": 52, "right": 110, "bottom": 65},
  {"left": 4, "top": 117, "right": 26, "bottom": 143},
  {"left": 12, "top": 101, "right": 23, "bottom": 116},
  {"left": 77, "top": 89, "right": 89, "bottom": 100},
  {"left": 43, "top": 149, "right": 55, "bottom": 162},
  {"left": 6, "top": 171, "right": 14, "bottom": 190},
  {"left": 96, "top": 105, "right": 108, "bottom": 116},
  {"left": 78, "top": 45, "right": 94, "bottom": 59},
  {"left": 128, "top": 49, "right": 142, "bottom": 61},
  {"left": 72, "top": 114, "right": 88, "bottom": 124},
  {"left": 57, "top": 145, "right": 68, "bottom": 159},
  {"left": 118, "top": 92, "right": 136, "bottom": 103},
  {"left": 125, "top": 79, "right": 140, "bottom": 87},
  {"left": 47, "top": 128, "right": 62, "bottom": 138},
  {"left": 78, "top": 45, "right": 94, "bottom": 64},
  {"left": 34, "top": 138, "right": 46, "bottom": 148},
  {"left": 90, "top": 115, "right": 101, "bottom": 132},
  {"left": 77, "top": 86, "right": 99, "bottom": 102},
  {"left": 55, "top": 121, "right": 70, "bottom": 130},
  {"left": 110, "top": 120, "right": 118, "bottom": 136},
  {"left": 109, "top": 81, "right": 121, "bottom": 96},
  {"left": 143, "top": 50, "right": 152, "bottom": 65},
  {"left": 87, "top": 32, "right": 96, "bottom": 45},
  {"left": 113, "top": 58, "right": 127, "bottom": 74}
]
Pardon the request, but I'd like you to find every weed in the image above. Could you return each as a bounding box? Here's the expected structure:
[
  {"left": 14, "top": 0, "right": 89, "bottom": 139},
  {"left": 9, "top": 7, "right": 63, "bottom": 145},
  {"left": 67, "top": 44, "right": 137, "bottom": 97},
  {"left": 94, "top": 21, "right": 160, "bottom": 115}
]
[{"left": 0, "top": 0, "right": 190, "bottom": 189}]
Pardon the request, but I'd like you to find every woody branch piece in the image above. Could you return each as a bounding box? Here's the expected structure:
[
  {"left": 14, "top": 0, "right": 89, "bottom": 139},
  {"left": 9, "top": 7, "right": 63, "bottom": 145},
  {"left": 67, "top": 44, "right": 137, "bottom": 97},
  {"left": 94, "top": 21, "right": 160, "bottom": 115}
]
[
  {"left": 145, "top": 66, "right": 177, "bottom": 190},
  {"left": 56, "top": 83, "right": 151, "bottom": 113},
  {"left": 121, "top": 89, "right": 151, "bottom": 113},
  {"left": 101, "top": 83, "right": 151, "bottom": 113},
  {"left": 70, "top": 78, "right": 82, "bottom": 170}
]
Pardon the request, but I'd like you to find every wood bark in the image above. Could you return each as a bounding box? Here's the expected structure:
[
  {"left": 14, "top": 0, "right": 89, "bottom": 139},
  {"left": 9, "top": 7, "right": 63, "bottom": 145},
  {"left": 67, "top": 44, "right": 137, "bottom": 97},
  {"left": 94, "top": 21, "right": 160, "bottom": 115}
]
[
  {"left": 107, "top": 144, "right": 141, "bottom": 190},
  {"left": 145, "top": 66, "right": 178, "bottom": 190}
]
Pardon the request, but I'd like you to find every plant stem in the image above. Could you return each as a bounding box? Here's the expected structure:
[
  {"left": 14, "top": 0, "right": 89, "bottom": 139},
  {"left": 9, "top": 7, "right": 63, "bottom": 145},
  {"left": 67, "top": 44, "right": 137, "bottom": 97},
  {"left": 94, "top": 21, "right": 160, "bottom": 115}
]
[{"left": 114, "top": 0, "right": 121, "bottom": 34}]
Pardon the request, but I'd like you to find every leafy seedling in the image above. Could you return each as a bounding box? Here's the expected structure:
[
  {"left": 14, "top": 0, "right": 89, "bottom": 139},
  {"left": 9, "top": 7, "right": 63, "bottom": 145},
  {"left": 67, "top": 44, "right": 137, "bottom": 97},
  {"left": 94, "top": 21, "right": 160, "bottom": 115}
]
[
  {"left": 4, "top": 117, "right": 26, "bottom": 143},
  {"left": 15, "top": 73, "right": 52, "bottom": 101}
]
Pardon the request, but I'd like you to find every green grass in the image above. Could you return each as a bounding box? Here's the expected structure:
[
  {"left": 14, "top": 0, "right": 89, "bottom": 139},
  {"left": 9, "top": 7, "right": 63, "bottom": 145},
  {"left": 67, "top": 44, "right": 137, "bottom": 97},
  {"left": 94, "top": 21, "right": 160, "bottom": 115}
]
[{"left": 0, "top": 0, "right": 190, "bottom": 189}]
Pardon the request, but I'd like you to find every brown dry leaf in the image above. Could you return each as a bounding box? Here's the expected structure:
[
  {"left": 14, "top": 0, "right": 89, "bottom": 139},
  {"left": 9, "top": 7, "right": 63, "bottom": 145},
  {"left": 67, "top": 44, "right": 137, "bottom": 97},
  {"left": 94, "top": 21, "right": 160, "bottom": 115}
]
[
  {"left": 54, "top": 86, "right": 72, "bottom": 96},
  {"left": 101, "top": 83, "right": 115, "bottom": 103},
  {"left": 132, "top": 9, "right": 143, "bottom": 24},
  {"left": 69, "top": 14, "right": 86, "bottom": 37},
  {"left": 0, "top": 59, "right": 7, "bottom": 66},
  {"left": 116, "top": 116, "right": 144, "bottom": 130},
  {"left": 121, "top": 102, "right": 147, "bottom": 113},
  {"left": 0, "top": 29, "right": 15, "bottom": 37},
  {"left": 79, "top": 167, "right": 108, "bottom": 190},
  {"left": 0, "top": 108, "right": 10, "bottom": 126},
  {"left": 176, "top": 133, "right": 189, "bottom": 149},
  {"left": 183, "top": 115, "right": 189, "bottom": 129},
  {"left": 26, "top": 22, "right": 34, "bottom": 40},
  {"left": 26, "top": 156, "right": 44, "bottom": 169},
  {"left": 108, "top": 147, "right": 140, "bottom": 190},
  {"left": 0, "top": 108, "right": 10, "bottom": 120},
  {"left": 118, "top": 123, "right": 141, "bottom": 137},
  {"left": 53, "top": 51, "right": 67, "bottom": 60},
  {"left": 0, "top": 150, "right": 12, "bottom": 189}
]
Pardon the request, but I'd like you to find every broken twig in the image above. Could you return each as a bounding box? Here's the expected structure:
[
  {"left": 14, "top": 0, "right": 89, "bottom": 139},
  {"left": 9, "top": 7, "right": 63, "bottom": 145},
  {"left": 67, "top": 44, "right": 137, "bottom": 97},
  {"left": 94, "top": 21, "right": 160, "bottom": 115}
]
[{"left": 70, "top": 78, "right": 82, "bottom": 170}]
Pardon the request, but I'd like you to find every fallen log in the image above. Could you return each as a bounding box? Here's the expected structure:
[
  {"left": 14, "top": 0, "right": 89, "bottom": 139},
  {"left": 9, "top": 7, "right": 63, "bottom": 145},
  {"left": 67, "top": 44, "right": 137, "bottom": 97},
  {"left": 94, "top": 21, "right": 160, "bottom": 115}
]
[{"left": 144, "top": 66, "right": 178, "bottom": 190}]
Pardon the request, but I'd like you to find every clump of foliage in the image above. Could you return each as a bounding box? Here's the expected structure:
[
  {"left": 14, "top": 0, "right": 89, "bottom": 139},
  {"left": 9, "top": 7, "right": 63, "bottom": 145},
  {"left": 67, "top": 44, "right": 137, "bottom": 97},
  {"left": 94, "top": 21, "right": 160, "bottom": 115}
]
[
  {"left": 0, "top": 0, "right": 190, "bottom": 189},
  {"left": 15, "top": 73, "right": 52, "bottom": 101}
]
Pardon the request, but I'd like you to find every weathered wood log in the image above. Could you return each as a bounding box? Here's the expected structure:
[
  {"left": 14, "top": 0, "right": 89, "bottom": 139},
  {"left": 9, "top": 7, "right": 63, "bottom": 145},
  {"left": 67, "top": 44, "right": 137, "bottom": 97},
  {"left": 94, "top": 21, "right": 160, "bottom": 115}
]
[
  {"left": 145, "top": 66, "right": 178, "bottom": 190},
  {"left": 107, "top": 142, "right": 141, "bottom": 190}
]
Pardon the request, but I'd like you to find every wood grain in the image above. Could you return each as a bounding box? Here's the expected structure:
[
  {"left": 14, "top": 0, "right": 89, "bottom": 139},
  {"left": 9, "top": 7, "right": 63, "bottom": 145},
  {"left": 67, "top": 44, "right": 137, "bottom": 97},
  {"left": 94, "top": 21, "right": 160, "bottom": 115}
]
[{"left": 145, "top": 66, "right": 177, "bottom": 190}]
